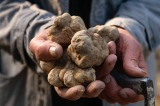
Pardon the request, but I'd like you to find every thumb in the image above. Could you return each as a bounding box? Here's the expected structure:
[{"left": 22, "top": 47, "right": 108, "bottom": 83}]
[
  {"left": 123, "top": 45, "right": 147, "bottom": 77},
  {"left": 29, "top": 31, "right": 63, "bottom": 61}
]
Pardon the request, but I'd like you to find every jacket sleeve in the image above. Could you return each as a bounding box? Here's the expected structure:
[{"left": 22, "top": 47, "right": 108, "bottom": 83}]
[
  {"left": 106, "top": 0, "right": 160, "bottom": 52},
  {"left": 0, "top": 0, "right": 56, "bottom": 71}
]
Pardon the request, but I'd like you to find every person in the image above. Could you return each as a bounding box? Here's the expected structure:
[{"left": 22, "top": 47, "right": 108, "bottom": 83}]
[{"left": 0, "top": 0, "right": 160, "bottom": 106}]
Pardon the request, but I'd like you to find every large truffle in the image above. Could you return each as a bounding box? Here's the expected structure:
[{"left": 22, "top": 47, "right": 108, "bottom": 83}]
[{"left": 67, "top": 30, "right": 109, "bottom": 68}]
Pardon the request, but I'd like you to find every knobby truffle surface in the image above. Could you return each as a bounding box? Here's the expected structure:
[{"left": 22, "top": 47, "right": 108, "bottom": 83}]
[
  {"left": 67, "top": 30, "right": 109, "bottom": 68},
  {"left": 40, "top": 13, "right": 119, "bottom": 87}
]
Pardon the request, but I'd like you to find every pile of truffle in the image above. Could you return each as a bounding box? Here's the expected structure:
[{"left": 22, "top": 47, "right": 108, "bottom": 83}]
[{"left": 40, "top": 13, "right": 119, "bottom": 87}]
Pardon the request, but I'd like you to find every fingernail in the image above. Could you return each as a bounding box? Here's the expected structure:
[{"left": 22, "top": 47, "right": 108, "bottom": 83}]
[
  {"left": 137, "top": 68, "right": 147, "bottom": 76},
  {"left": 49, "top": 47, "right": 57, "bottom": 57},
  {"left": 76, "top": 90, "right": 85, "bottom": 96},
  {"left": 94, "top": 88, "right": 104, "bottom": 93},
  {"left": 104, "top": 75, "right": 111, "bottom": 84},
  {"left": 119, "top": 93, "right": 128, "bottom": 99}
]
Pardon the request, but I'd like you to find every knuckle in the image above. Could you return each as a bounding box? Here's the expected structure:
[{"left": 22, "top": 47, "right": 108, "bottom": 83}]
[
  {"left": 35, "top": 44, "right": 45, "bottom": 60},
  {"left": 29, "top": 39, "right": 35, "bottom": 53}
]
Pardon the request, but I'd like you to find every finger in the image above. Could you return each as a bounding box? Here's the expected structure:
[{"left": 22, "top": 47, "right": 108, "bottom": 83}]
[
  {"left": 83, "top": 80, "right": 105, "bottom": 98},
  {"left": 34, "top": 40, "right": 63, "bottom": 61},
  {"left": 99, "top": 91, "right": 116, "bottom": 104},
  {"left": 108, "top": 41, "right": 116, "bottom": 54},
  {"left": 54, "top": 85, "right": 85, "bottom": 101},
  {"left": 29, "top": 31, "right": 63, "bottom": 61},
  {"left": 103, "top": 75, "right": 129, "bottom": 105},
  {"left": 97, "top": 54, "right": 117, "bottom": 79},
  {"left": 119, "top": 88, "right": 144, "bottom": 103},
  {"left": 123, "top": 43, "right": 147, "bottom": 77}
]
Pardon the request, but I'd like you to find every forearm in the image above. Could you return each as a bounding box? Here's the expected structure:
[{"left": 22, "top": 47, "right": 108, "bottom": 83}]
[
  {"left": 106, "top": 17, "right": 149, "bottom": 51},
  {"left": 106, "top": 0, "right": 160, "bottom": 54}
]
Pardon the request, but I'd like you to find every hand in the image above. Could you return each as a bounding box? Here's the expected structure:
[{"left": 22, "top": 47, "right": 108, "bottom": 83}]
[
  {"left": 99, "top": 28, "right": 147, "bottom": 105},
  {"left": 29, "top": 29, "right": 63, "bottom": 61}
]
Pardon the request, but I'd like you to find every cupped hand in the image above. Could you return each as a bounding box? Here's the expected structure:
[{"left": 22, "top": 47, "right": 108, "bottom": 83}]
[{"left": 99, "top": 28, "right": 147, "bottom": 105}]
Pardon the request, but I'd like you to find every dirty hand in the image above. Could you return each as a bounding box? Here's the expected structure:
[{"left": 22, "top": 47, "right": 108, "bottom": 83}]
[{"left": 99, "top": 28, "right": 147, "bottom": 105}]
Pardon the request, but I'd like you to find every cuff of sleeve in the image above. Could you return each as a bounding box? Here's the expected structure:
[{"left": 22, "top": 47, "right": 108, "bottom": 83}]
[
  {"left": 39, "top": 16, "right": 56, "bottom": 31},
  {"left": 25, "top": 15, "right": 56, "bottom": 73},
  {"left": 105, "top": 17, "right": 150, "bottom": 51},
  {"left": 11, "top": 4, "right": 56, "bottom": 72}
]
